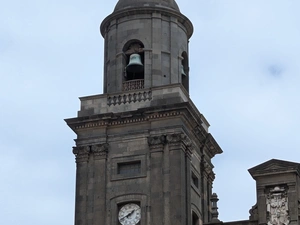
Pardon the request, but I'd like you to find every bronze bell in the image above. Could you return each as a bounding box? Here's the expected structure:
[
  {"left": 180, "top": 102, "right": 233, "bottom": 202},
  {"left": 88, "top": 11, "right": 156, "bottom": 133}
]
[{"left": 126, "top": 54, "right": 144, "bottom": 73}]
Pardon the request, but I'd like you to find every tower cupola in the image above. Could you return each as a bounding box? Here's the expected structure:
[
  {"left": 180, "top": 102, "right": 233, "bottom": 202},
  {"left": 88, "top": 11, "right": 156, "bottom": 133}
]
[{"left": 100, "top": 0, "right": 193, "bottom": 94}]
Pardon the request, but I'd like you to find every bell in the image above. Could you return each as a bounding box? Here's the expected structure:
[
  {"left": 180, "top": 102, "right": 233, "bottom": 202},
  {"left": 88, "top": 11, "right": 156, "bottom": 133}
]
[
  {"left": 126, "top": 54, "right": 144, "bottom": 73},
  {"left": 181, "top": 65, "right": 187, "bottom": 76}
]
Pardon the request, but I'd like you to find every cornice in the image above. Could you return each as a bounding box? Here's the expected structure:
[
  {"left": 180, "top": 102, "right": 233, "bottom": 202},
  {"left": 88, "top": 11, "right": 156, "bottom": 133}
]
[
  {"left": 248, "top": 159, "right": 300, "bottom": 179},
  {"left": 100, "top": 7, "right": 193, "bottom": 38},
  {"left": 65, "top": 102, "right": 222, "bottom": 160}
]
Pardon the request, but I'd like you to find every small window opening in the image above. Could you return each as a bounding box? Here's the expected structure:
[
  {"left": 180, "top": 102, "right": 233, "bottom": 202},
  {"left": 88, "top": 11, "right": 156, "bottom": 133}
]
[
  {"left": 118, "top": 161, "right": 141, "bottom": 175},
  {"left": 181, "top": 52, "right": 189, "bottom": 92},
  {"left": 192, "top": 172, "right": 199, "bottom": 188}
]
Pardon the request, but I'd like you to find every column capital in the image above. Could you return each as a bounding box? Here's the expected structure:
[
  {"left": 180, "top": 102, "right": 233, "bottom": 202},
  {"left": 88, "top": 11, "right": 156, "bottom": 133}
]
[
  {"left": 148, "top": 135, "right": 166, "bottom": 151},
  {"left": 91, "top": 143, "right": 109, "bottom": 160},
  {"left": 166, "top": 133, "right": 193, "bottom": 159},
  {"left": 202, "top": 160, "right": 215, "bottom": 182},
  {"left": 73, "top": 146, "right": 90, "bottom": 163}
]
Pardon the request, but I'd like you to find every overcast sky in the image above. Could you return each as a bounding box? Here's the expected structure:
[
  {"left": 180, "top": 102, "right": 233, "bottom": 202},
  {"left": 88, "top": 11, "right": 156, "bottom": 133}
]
[{"left": 1, "top": 0, "right": 300, "bottom": 224}]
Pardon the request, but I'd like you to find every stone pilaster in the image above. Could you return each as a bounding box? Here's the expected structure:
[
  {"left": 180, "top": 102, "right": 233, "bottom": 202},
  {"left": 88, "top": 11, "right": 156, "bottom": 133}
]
[
  {"left": 201, "top": 159, "right": 214, "bottom": 223},
  {"left": 166, "top": 133, "right": 192, "bottom": 225},
  {"left": 91, "top": 143, "right": 108, "bottom": 225},
  {"left": 257, "top": 185, "right": 267, "bottom": 225},
  {"left": 91, "top": 143, "right": 109, "bottom": 160},
  {"left": 73, "top": 146, "right": 90, "bottom": 225},
  {"left": 148, "top": 135, "right": 166, "bottom": 225}
]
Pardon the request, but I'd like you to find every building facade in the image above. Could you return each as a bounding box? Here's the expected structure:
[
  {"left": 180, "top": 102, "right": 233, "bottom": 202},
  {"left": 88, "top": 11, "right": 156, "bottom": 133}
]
[{"left": 65, "top": 1, "right": 300, "bottom": 225}]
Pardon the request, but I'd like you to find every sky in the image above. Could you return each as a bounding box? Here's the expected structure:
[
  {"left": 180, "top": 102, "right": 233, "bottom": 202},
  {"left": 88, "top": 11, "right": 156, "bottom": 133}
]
[{"left": 1, "top": 0, "right": 300, "bottom": 224}]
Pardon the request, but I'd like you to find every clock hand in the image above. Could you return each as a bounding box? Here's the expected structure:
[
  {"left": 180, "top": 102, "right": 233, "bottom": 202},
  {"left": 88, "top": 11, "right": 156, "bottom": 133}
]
[
  {"left": 119, "top": 209, "right": 135, "bottom": 220},
  {"left": 126, "top": 209, "right": 135, "bottom": 218}
]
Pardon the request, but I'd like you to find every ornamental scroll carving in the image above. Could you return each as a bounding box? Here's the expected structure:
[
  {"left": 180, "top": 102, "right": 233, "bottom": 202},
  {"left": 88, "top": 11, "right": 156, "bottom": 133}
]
[
  {"left": 91, "top": 143, "right": 109, "bottom": 160},
  {"left": 73, "top": 146, "right": 90, "bottom": 163},
  {"left": 147, "top": 135, "right": 166, "bottom": 150},
  {"left": 267, "top": 186, "right": 290, "bottom": 225},
  {"left": 203, "top": 161, "right": 215, "bottom": 182},
  {"left": 166, "top": 133, "right": 187, "bottom": 145},
  {"left": 73, "top": 143, "right": 109, "bottom": 162},
  {"left": 148, "top": 133, "right": 193, "bottom": 157},
  {"left": 249, "top": 204, "right": 258, "bottom": 220}
]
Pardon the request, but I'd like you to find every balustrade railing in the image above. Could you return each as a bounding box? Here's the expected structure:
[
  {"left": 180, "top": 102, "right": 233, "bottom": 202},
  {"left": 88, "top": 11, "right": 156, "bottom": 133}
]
[{"left": 123, "top": 79, "right": 144, "bottom": 91}]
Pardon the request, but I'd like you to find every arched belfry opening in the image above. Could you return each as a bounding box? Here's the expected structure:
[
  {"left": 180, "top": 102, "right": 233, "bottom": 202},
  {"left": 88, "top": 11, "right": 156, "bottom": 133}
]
[
  {"left": 123, "top": 40, "right": 145, "bottom": 91},
  {"left": 181, "top": 51, "right": 189, "bottom": 92}
]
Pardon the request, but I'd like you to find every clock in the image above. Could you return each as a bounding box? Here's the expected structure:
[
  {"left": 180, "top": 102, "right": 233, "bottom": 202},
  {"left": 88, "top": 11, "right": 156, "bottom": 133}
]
[{"left": 118, "top": 203, "right": 141, "bottom": 225}]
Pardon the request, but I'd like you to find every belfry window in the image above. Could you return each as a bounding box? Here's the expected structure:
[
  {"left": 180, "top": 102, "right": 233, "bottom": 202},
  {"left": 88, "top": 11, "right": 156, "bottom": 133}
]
[
  {"left": 181, "top": 52, "right": 189, "bottom": 92},
  {"left": 123, "top": 40, "right": 145, "bottom": 91}
]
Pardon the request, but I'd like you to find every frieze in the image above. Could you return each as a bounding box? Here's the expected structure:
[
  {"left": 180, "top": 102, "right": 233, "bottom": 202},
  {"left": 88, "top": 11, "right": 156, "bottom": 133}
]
[
  {"left": 146, "top": 111, "right": 181, "bottom": 120},
  {"left": 74, "top": 111, "right": 181, "bottom": 130},
  {"left": 266, "top": 186, "right": 290, "bottom": 225},
  {"left": 73, "top": 146, "right": 90, "bottom": 163}
]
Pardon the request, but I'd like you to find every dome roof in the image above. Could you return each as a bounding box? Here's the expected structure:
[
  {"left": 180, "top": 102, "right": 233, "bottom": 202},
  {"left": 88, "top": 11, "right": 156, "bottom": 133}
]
[{"left": 114, "top": 0, "right": 180, "bottom": 12}]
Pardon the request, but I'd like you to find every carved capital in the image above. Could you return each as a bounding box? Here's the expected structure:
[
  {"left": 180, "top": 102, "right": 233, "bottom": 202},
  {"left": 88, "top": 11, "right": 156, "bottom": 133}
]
[
  {"left": 166, "top": 133, "right": 187, "bottom": 145},
  {"left": 202, "top": 160, "right": 215, "bottom": 182},
  {"left": 148, "top": 135, "right": 166, "bottom": 151},
  {"left": 166, "top": 133, "right": 194, "bottom": 159},
  {"left": 73, "top": 146, "right": 90, "bottom": 163},
  {"left": 91, "top": 143, "right": 109, "bottom": 160}
]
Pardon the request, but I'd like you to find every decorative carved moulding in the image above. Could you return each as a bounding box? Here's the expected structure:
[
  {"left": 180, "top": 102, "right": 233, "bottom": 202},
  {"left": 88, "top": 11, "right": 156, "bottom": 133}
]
[
  {"left": 107, "top": 89, "right": 151, "bottom": 106},
  {"left": 202, "top": 160, "right": 215, "bottom": 182},
  {"left": 266, "top": 186, "right": 290, "bottom": 225},
  {"left": 249, "top": 204, "right": 258, "bottom": 221},
  {"left": 166, "top": 133, "right": 187, "bottom": 145},
  {"left": 73, "top": 146, "right": 90, "bottom": 163},
  {"left": 147, "top": 135, "right": 166, "bottom": 150},
  {"left": 73, "top": 143, "right": 109, "bottom": 162},
  {"left": 122, "top": 80, "right": 145, "bottom": 92},
  {"left": 148, "top": 133, "right": 193, "bottom": 157},
  {"left": 91, "top": 143, "right": 109, "bottom": 160}
]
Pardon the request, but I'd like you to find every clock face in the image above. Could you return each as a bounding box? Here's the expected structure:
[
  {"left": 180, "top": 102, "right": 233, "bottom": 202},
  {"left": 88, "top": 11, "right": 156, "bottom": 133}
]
[{"left": 118, "top": 203, "right": 141, "bottom": 225}]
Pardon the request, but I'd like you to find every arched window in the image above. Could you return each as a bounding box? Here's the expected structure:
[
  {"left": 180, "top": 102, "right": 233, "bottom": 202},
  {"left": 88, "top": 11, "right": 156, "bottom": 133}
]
[
  {"left": 123, "top": 40, "right": 145, "bottom": 81},
  {"left": 122, "top": 40, "right": 145, "bottom": 91}
]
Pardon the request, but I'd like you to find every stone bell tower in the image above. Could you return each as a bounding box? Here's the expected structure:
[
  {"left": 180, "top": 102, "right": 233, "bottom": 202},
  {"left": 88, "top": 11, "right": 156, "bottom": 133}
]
[{"left": 65, "top": 1, "right": 222, "bottom": 225}]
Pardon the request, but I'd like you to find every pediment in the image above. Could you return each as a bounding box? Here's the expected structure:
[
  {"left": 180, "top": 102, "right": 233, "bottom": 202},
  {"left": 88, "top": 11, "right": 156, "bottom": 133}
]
[{"left": 248, "top": 159, "right": 300, "bottom": 179}]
